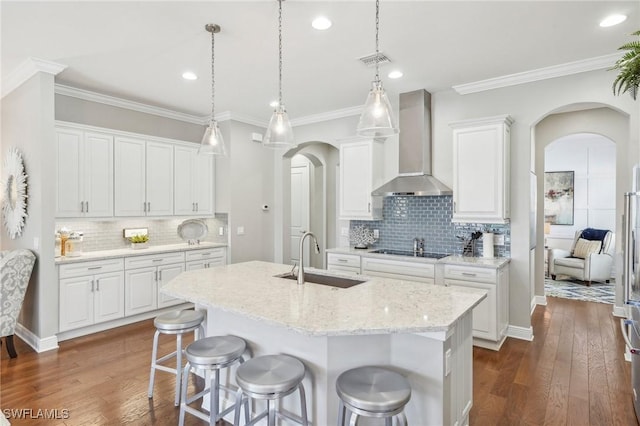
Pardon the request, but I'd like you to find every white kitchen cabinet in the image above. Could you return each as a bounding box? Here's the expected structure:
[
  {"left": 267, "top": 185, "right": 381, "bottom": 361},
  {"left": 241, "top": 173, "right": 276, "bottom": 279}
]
[
  {"left": 450, "top": 115, "right": 513, "bottom": 223},
  {"left": 362, "top": 256, "right": 435, "bottom": 284},
  {"left": 59, "top": 259, "right": 125, "bottom": 332},
  {"left": 55, "top": 127, "right": 113, "bottom": 218},
  {"left": 443, "top": 262, "right": 509, "bottom": 350},
  {"left": 185, "top": 247, "right": 227, "bottom": 270},
  {"left": 124, "top": 251, "right": 186, "bottom": 315},
  {"left": 326, "top": 253, "right": 361, "bottom": 276},
  {"left": 339, "top": 139, "right": 384, "bottom": 220},
  {"left": 174, "top": 146, "right": 214, "bottom": 216},
  {"left": 114, "top": 137, "right": 174, "bottom": 217}
]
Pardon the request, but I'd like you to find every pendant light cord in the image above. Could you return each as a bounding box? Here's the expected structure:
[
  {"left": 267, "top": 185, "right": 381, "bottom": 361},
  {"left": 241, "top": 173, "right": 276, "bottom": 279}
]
[
  {"left": 210, "top": 28, "right": 216, "bottom": 119},
  {"left": 278, "top": 0, "right": 284, "bottom": 106},
  {"left": 375, "top": 0, "right": 380, "bottom": 82}
]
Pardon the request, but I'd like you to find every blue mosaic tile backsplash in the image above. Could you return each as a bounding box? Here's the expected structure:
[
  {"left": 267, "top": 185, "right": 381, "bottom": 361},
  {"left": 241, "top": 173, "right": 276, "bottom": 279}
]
[{"left": 350, "top": 196, "right": 511, "bottom": 257}]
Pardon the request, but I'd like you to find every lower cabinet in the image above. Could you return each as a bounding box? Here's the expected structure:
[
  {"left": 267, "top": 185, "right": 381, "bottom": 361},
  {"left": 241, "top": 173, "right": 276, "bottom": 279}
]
[
  {"left": 124, "top": 251, "right": 186, "bottom": 316},
  {"left": 443, "top": 263, "right": 509, "bottom": 351},
  {"left": 185, "top": 247, "right": 227, "bottom": 270},
  {"left": 59, "top": 259, "right": 125, "bottom": 332},
  {"left": 362, "top": 256, "right": 435, "bottom": 284},
  {"left": 326, "top": 253, "right": 361, "bottom": 276}
]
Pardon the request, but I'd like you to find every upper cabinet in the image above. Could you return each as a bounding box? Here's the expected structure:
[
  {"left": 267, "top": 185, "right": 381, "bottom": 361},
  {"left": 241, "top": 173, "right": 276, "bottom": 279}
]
[
  {"left": 56, "top": 126, "right": 113, "bottom": 218},
  {"left": 339, "top": 139, "right": 384, "bottom": 220},
  {"left": 114, "top": 137, "right": 174, "bottom": 217},
  {"left": 174, "top": 145, "right": 214, "bottom": 216},
  {"left": 450, "top": 115, "right": 513, "bottom": 224}
]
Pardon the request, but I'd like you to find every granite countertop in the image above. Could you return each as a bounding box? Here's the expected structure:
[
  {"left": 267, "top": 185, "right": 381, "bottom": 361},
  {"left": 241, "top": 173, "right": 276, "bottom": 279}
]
[
  {"left": 326, "top": 247, "right": 510, "bottom": 268},
  {"left": 161, "top": 260, "right": 486, "bottom": 337},
  {"left": 55, "top": 242, "right": 227, "bottom": 264}
]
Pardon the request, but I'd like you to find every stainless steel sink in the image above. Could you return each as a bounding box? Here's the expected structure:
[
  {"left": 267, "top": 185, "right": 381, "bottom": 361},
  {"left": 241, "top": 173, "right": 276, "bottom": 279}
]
[{"left": 274, "top": 272, "right": 366, "bottom": 289}]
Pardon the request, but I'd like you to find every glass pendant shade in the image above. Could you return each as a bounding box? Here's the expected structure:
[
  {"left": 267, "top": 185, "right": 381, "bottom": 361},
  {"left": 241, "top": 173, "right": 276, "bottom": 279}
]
[
  {"left": 357, "top": 80, "right": 398, "bottom": 137},
  {"left": 263, "top": 104, "right": 296, "bottom": 148},
  {"left": 199, "top": 119, "right": 226, "bottom": 156}
]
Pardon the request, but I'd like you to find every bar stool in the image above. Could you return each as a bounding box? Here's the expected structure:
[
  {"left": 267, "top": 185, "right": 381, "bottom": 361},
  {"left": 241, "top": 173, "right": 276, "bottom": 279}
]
[
  {"left": 233, "top": 354, "right": 309, "bottom": 426},
  {"left": 336, "top": 366, "right": 411, "bottom": 426},
  {"left": 179, "top": 335, "right": 248, "bottom": 426},
  {"left": 147, "top": 309, "right": 205, "bottom": 406}
]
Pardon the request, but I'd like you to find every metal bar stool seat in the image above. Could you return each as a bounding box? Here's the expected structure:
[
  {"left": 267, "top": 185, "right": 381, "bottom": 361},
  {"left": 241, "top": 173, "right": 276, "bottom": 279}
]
[
  {"left": 336, "top": 366, "right": 411, "bottom": 426},
  {"left": 148, "top": 309, "right": 205, "bottom": 406},
  {"left": 179, "top": 335, "right": 248, "bottom": 426},
  {"left": 233, "top": 354, "right": 309, "bottom": 426}
]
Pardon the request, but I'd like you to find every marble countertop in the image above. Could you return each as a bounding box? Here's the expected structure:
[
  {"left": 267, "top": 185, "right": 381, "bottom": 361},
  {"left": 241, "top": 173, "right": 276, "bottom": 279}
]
[
  {"left": 326, "top": 247, "right": 510, "bottom": 268},
  {"left": 161, "top": 260, "right": 486, "bottom": 337},
  {"left": 55, "top": 242, "right": 227, "bottom": 264}
]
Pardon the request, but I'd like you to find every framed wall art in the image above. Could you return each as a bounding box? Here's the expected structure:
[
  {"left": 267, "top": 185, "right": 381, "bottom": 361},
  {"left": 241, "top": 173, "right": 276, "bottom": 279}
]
[{"left": 544, "top": 171, "right": 574, "bottom": 225}]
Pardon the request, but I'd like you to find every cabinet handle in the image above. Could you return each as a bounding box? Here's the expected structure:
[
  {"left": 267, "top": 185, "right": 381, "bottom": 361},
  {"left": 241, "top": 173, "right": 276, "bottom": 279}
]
[
  {"left": 81, "top": 201, "right": 85, "bottom": 213},
  {"left": 453, "top": 201, "right": 456, "bottom": 213},
  {"left": 153, "top": 259, "right": 163, "bottom": 262},
  {"left": 196, "top": 202, "right": 199, "bottom": 211},
  {"left": 96, "top": 279, "right": 100, "bottom": 291},
  {"left": 192, "top": 202, "right": 195, "bottom": 212},
  {"left": 462, "top": 272, "right": 477, "bottom": 277},
  {"left": 143, "top": 202, "right": 147, "bottom": 213},
  {"left": 154, "top": 271, "right": 158, "bottom": 281},
  {"left": 147, "top": 202, "right": 151, "bottom": 212},
  {"left": 337, "top": 259, "right": 348, "bottom": 263},
  {"left": 88, "top": 266, "right": 102, "bottom": 270},
  {"left": 91, "top": 279, "right": 95, "bottom": 292},
  {"left": 158, "top": 271, "right": 162, "bottom": 281},
  {"left": 86, "top": 202, "right": 89, "bottom": 213},
  {"left": 201, "top": 253, "right": 212, "bottom": 256},
  {"left": 368, "top": 202, "right": 371, "bottom": 213}
]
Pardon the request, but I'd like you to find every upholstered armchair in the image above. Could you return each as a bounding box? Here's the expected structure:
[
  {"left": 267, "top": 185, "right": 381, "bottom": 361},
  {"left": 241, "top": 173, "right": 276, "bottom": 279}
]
[
  {"left": 549, "top": 228, "right": 614, "bottom": 286},
  {"left": 0, "top": 249, "right": 36, "bottom": 358}
]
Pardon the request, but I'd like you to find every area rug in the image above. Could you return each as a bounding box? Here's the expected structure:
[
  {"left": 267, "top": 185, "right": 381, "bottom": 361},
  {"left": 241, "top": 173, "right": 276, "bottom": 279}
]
[{"left": 544, "top": 277, "right": 615, "bottom": 304}]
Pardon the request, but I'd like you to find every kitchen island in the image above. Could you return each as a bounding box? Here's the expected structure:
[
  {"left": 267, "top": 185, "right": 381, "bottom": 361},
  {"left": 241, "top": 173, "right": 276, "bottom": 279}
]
[{"left": 161, "top": 261, "right": 486, "bottom": 425}]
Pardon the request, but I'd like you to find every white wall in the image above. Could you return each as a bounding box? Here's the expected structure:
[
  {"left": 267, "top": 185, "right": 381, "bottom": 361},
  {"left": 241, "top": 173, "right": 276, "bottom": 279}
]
[{"left": 545, "top": 133, "right": 616, "bottom": 241}]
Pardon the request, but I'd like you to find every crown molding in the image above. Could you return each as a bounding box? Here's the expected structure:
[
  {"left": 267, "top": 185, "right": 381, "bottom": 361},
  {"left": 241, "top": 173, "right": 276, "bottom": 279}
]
[
  {"left": 452, "top": 53, "right": 623, "bottom": 95},
  {"left": 2, "top": 57, "right": 67, "bottom": 99},
  {"left": 55, "top": 84, "right": 207, "bottom": 125},
  {"left": 216, "top": 111, "right": 268, "bottom": 128},
  {"left": 291, "top": 105, "right": 362, "bottom": 127}
]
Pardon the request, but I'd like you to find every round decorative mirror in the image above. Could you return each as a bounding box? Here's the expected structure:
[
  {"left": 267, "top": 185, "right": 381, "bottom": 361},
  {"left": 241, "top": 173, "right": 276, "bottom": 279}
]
[{"left": 2, "top": 147, "right": 28, "bottom": 239}]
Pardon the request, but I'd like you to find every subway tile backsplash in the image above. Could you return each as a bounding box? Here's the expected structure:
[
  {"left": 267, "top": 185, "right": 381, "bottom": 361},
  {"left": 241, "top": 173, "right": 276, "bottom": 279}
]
[
  {"left": 351, "top": 196, "right": 511, "bottom": 257},
  {"left": 56, "top": 213, "right": 228, "bottom": 252}
]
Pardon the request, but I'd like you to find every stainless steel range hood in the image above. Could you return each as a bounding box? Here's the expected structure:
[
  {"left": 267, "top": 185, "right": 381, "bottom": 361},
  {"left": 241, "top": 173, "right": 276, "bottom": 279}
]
[{"left": 371, "top": 89, "right": 452, "bottom": 196}]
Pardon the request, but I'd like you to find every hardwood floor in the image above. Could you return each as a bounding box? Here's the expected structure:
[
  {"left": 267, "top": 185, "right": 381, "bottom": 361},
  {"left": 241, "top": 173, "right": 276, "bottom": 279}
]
[{"left": 0, "top": 297, "right": 636, "bottom": 425}]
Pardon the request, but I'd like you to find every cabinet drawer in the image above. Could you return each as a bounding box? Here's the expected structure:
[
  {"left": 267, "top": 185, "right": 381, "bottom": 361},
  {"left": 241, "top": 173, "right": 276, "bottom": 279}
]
[
  {"left": 362, "top": 257, "right": 435, "bottom": 279},
  {"left": 185, "top": 247, "right": 226, "bottom": 262},
  {"left": 59, "top": 258, "right": 124, "bottom": 279},
  {"left": 327, "top": 264, "right": 361, "bottom": 276},
  {"left": 444, "top": 264, "right": 496, "bottom": 283},
  {"left": 125, "top": 251, "right": 185, "bottom": 269},
  {"left": 327, "top": 253, "right": 361, "bottom": 268}
]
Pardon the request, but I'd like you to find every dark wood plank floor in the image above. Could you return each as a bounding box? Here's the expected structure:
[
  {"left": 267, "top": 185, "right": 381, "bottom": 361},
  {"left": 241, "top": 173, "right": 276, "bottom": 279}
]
[{"left": 1, "top": 297, "right": 637, "bottom": 425}]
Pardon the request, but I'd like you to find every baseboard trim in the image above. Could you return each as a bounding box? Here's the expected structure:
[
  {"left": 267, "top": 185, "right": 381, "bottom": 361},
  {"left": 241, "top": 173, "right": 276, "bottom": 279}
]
[
  {"left": 533, "top": 295, "right": 547, "bottom": 313},
  {"left": 15, "top": 323, "right": 59, "bottom": 353},
  {"left": 506, "top": 325, "right": 534, "bottom": 341},
  {"left": 613, "top": 305, "right": 626, "bottom": 318}
]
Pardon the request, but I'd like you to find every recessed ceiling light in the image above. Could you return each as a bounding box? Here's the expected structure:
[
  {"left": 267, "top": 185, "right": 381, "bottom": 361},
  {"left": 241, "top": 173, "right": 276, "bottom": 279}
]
[
  {"left": 600, "top": 14, "right": 627, "bottom": 27},
  {"left": 182, "top": 71, "right": 197, "bottom": 80},
  {"left": 388, "top": 70, "right": 403, "bottom": 79},
  {"left": 269, "top": 100, "right": 279, "bottom": 107},
  {"left": 312, "top": 16, "right": 332, "bottom": 30}
]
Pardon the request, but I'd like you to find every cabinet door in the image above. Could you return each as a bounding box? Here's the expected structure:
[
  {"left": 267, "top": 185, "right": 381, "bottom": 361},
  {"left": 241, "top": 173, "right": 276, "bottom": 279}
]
[
  {"left": 125, "top": 267, "right": 157, "bottom": 316},
  {"left": 157, "top": 263, "right": 185, "bottom": 308},
  {"left": 59, "top": 276, "right": 94, "bottom": 331},
  {"left": 115, "top": 137, "right": 146, "bottom": 216},
  {"left": 146, "top": 141, "right": 174, "bottom": 216},
  {"left": 445, "top": 279, "right": 497, "bottom": 341},
  {"left": 186, "top": 260, "right": 207, "bottom": 271},
  {"left": 194, "top": 153, "right": 214, "bottom": 215},
  {"left": 340, "top": 141, "right": 374, "bottom": 219},
  {"left": 83, "top": 132, "right": 114, "bottom": 217},
  {"left": 55, "top": 127, "right": 83, "bottom": 217},
  {"left": 174, "top": 146, "right": 195, "bottom": 215},
  {"left": 94, "top": 272, "right": 125, "bottom": 324}
]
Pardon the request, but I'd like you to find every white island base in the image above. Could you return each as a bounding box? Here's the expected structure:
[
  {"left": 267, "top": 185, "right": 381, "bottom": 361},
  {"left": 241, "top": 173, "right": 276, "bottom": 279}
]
[{"left": 205, "top": 306, "right": 473, "bottom": 426}]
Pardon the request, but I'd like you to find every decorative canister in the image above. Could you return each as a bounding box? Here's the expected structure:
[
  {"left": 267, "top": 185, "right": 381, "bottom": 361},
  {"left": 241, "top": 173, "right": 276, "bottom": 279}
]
[{"left": 65, "top": 232, "right": 84, "bottom": 257}]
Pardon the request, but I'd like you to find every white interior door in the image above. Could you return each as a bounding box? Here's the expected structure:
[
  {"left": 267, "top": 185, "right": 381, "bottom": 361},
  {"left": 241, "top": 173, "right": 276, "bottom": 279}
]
[{"left": 291, "top": 156, "right": 310, "bottom": 266}]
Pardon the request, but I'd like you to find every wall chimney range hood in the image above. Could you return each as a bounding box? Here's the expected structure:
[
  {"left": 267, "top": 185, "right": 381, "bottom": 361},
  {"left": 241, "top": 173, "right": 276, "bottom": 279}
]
[{"left": 371, "top": 89, "right": 452, "bottom": 197}]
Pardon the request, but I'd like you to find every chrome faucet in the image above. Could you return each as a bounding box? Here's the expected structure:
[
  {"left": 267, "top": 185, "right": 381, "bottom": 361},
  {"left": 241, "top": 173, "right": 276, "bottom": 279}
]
[{"left": 298, "top": 231, "right": 320, "bottom": 285}]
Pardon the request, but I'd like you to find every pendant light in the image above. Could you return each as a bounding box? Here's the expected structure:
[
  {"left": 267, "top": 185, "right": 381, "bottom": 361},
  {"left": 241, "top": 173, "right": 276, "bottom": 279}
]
[
  {"left": 356, "top": 0, "right": 398, "bottom": 137},
  {"left": 263, "top": 0, "right": 297, "bottom": 149},
  {"left": 199, "top": 24, "right": 227, "bottom": 156}
]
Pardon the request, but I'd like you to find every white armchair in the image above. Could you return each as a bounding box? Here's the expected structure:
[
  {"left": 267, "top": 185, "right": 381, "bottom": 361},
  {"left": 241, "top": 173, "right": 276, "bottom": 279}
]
[
  {"left": 549, "top": 229, "right": 614, "bottom": 286},
  {"left": 0, "top": 249, "right": 36, "bottom": 358}
]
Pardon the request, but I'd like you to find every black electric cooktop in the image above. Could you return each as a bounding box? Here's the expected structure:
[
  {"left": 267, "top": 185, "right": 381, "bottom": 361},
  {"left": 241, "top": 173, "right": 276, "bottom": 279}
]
[{"left": 370, "top": 249, "right": 448, "bottom": 259}]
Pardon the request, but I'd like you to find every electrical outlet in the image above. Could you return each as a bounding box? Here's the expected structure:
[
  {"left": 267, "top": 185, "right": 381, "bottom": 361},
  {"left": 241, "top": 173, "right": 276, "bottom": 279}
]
[
  {"left": 218, "top": 227, "right": 225, "bottom": 236},
  {"left": 373, "top": 229, "right": 379, "bottom": 239},
  {"left": 341, "top": 227, "right": 349, "bottom": 236},
  {"left": 494, "top": 234, "right": 505, "bottom": 245},
  {"left": 237, "top": 226, "right": 245, "bottom": 236}
]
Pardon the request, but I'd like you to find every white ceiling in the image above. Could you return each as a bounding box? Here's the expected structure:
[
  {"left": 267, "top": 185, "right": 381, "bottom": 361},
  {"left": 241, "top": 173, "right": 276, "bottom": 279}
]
[{"left": 2, "top": 1, "right": 638, "bottom": 123}]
